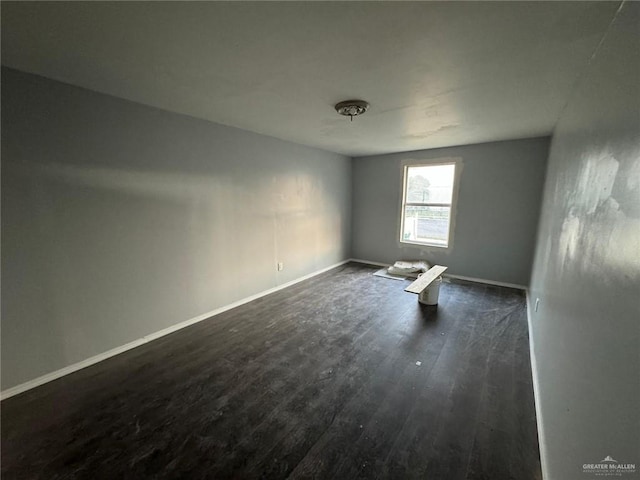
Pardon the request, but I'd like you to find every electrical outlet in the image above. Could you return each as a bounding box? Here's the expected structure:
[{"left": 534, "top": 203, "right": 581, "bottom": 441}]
[
  {"left": 277, "top": 262, "right": 284, "bottom": 271},
  {"left": 535, "top": 298, "right": 540, "bottom": 312}
]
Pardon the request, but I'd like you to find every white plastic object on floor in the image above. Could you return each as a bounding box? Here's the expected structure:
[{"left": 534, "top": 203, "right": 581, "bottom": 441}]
[
  {"left": 387, "top": 260, "right": 430, "bottom": 277},
  {"left": 418, "top": 276, "right": 442, "bottom": 305}
]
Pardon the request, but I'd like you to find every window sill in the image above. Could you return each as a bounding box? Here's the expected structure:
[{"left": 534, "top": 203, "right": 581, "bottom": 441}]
[{"left": 400, "top": 239, "right": 449, "bottom": 249}]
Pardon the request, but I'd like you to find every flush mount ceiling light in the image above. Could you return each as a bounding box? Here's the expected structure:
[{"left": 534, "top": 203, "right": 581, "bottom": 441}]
[{"left": 335, "top": 100, "right": 369, "bottom": 121}]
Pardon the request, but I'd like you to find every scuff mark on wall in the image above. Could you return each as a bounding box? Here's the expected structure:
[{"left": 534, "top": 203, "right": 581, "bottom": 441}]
[
  {"left": 558, "top": 207, "right": 581, "bottom": 274},
  {"left": 555, "top": 148, "right": 640, "bottom": 280},
  {"left": 557, "top": 150, "right": 619, "bottom": 275},
  {"left": 572, "top": 150, "right": 618, "bottom": 215}
]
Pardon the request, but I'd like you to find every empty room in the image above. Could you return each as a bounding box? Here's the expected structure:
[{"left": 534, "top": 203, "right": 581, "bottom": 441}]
[{"left": 1, "top": 2, "right": 638, "bottom": 479}]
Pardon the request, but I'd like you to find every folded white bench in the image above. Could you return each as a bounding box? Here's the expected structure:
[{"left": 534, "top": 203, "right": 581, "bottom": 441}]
[{"left": 405, "top": 265, "right": 448, "bottom": 304}]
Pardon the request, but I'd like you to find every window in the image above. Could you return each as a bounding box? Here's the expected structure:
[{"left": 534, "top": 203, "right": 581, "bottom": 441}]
[{"left": 400, "top": 162, "right": 457, "bottom": 248}]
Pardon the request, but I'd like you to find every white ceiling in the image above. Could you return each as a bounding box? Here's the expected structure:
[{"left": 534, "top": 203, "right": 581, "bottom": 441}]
[{"left": 1, "top": 1, "right": 620, "bottom": 156}]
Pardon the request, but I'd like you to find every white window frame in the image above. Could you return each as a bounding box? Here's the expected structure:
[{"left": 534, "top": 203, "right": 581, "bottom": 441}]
[{"left": 399, "top": 159, "right": 460, "bottom": 249}]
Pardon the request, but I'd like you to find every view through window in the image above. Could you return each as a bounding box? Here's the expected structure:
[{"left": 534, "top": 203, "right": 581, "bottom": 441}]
[{"left": 400, "top": 163, "right": 456, "bottom": 247}]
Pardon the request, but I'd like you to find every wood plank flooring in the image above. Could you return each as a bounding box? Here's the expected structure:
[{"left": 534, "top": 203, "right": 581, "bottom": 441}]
[{"left": 1, "top": 262, "right": 541, "bottom": 479}]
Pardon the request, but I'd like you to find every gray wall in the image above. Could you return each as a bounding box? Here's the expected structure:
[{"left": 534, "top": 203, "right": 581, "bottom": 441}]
[
  {"left": 351, "top": 137, "right": 549, "bottom": 286},
  {"left": 1, "top": 68, "right": 351, "bottom": 390},
  {"left": 528, "top": 3, "right": 640, "bottom": 479}
]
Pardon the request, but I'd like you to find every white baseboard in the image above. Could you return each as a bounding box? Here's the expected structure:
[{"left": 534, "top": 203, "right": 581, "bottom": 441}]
[
  {"left": 348, "top": 258, "right": 389, "bottom": 268},
  {"left": 349, "top": 258, "right": 527, "bottom": 290},
  {"left": 1, "top": 259, "right": 351, "bottom": 401},
  {"left": 525, "top": 292, "right": 549, "bottom": 480},
  {"left": 444, "top": 273, "right": 526, "bottom": 290}
]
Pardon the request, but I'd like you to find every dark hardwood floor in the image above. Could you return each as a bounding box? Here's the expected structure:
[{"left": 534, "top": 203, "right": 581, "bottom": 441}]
[{"left": 1, "top": 262, "right": 541, "bottom": 479}]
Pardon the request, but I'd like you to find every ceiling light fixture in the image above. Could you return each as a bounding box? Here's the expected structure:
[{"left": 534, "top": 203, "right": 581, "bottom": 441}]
[{"left": 335, "top": 100, "right": 369, "bottom": 121}]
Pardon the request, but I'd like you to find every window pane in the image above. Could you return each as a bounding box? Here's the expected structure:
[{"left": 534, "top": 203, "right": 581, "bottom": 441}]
[
  {"left": 406, "top": 164, "right": 455, "bottom": 204},
  {"left": 402, "top": 206, "right": 451, "bottom": 246}
]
